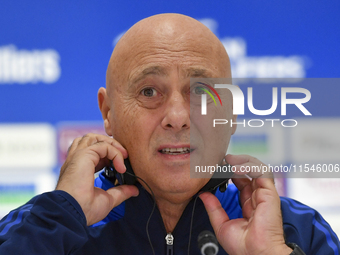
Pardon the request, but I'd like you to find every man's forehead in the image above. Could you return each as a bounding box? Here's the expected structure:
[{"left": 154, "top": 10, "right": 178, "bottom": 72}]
[
  {"left": 107, "top": 14, "right": 231, "bottom": 91},
  {"left": 128, "top": 65, "right": 215, "bottom": 85}
]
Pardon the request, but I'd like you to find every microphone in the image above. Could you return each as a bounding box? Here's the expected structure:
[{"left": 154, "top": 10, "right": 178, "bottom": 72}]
[{"left": 197, "top": 230, "right": 219, "bottom": 255}]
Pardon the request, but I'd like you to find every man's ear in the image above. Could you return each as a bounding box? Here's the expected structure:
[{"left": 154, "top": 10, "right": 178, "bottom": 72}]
[
  {"left": 98, "top": 87, "right": 113, "bottom": 136},
  {"left": 231, "top": 114, "right": 237, "bottom": 135}
]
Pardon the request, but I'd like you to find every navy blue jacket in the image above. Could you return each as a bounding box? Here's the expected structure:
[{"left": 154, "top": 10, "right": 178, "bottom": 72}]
[{"left": 0, "top": 171, "right": 339, "bottom": 254}]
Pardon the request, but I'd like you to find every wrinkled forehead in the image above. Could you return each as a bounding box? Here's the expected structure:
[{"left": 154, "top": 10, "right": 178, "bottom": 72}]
[{"left": 106, "top": 15, "right": 230, "bottom": 92}]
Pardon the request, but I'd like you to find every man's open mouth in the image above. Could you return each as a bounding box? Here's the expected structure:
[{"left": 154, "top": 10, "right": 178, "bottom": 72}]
[{"left": 159, "top": 147, "right": 192, "bottom": 155}]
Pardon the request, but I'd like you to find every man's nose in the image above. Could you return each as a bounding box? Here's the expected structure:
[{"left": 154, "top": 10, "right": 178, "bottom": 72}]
[{"left": 161, "top": 91, "right": 190, "bottom": 131}]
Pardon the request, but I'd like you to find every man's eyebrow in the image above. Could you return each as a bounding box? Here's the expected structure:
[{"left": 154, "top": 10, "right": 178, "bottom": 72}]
[
  {"left": 185, "top": 68, "right": 213, "bottom": 78},
  {"left": 128, "top": 66, "right": 214, "bottom": 88},
  {"left": 129, "top": 66, "right": 168, "bottom": 85}
]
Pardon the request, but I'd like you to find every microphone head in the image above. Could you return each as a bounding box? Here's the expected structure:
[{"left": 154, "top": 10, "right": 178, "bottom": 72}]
[{"left": 197, "top": 230, "right": 219, "bottom": 255}]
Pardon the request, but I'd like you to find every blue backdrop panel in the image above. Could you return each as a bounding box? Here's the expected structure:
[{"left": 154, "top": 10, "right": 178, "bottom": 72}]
[{"left": 0, "top": 0, "right": 339, "bottom": 124}]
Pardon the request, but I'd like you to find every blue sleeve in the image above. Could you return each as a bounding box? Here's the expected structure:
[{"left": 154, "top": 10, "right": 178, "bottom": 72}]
[
  {"left": 281, "top": 197, "right": 340, "bottom": 255},
  {"left": 91, "top": 171, "right": 125, "bottom": 227},
  {"left": 0, "top": 190, "right": 88, "bottom": 254},
  {"left": 215, "top": 183, "right": 243, "bottom": 220}
]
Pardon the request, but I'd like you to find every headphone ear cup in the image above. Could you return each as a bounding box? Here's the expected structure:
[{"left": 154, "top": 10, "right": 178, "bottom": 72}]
[
  {"left": 199, "top": 163, "right": 233, "bottom": 193},
  {"left": 122, "top": 158, "right": 138, "bottom": 185},
  {"left": 104, "top": 164, "right": 118, "bottom": 184},
  {"left": 104, "top": 159, "right": 137, "bottom": 186}
]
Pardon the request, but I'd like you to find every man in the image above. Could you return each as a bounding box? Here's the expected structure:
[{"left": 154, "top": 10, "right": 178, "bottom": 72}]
[{"left": 0, "top": 13, "right": 339, "bottom": 254}]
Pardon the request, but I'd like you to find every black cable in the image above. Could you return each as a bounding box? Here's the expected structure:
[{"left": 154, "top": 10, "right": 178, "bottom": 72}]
[
  {"left": 187, "top": 191, "right": 204, "bottom": 255},
  {"left": 125, "top": 171, "right": 156, "bottom": 255},
  {"left": 123, "top": 171, "right": 217, "bottom": 255}
]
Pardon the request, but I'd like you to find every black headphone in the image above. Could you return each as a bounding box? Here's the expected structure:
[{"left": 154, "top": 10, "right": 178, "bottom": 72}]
[{"left": 104, "top": 158, "right": 233, "bottom": 193}]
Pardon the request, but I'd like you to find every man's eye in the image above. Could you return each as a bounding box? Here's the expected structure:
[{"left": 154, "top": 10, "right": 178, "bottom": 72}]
[
  {"left": 141, "top": 88, "right": 157, "bottom": 97},
  {"left": 192, "top": 85, "right": 211, "bottom": 95},
  {"left": 194, "top": 86, "right": 206, "bottom": 95}
]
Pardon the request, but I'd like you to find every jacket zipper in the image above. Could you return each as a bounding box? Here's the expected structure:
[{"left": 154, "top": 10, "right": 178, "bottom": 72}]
[{"left": 165, "top": 233, "right": 174, "bottom": 255}]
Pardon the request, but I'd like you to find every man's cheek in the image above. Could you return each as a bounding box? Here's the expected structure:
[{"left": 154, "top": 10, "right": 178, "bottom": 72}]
[{"left": 121, "top": 99, "right": 140, "bottom": 117}]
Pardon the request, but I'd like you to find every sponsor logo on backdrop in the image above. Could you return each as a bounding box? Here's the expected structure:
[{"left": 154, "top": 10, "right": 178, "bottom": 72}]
[
  {"left": 0, "top": 45, "right": 61, "bottom": 84},
  {"left": 0, "top": 124, "right": 56, "bottom": 168},
  {"left": 291, "top": 119, "right": 340, "bottom": 162},
  {"left": 199, "top": 18, "right": 307, "bottom": 78},
  {"left": 57, "top": 123, "right": 106, "bottom": 164},
  {"left": 113, "top": 18, "right": 308, "bottom": 78},
  {"left": 0, "top": 173, "right": 57, "bottom": 218}
]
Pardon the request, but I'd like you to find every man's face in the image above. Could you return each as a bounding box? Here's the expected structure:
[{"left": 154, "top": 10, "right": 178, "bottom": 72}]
[{"left": 103, "top": 18, "right": 236, "bottom": 201}]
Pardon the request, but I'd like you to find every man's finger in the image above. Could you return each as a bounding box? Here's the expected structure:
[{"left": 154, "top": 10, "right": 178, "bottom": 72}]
[
  {"left": 199, "top": 192, "right": 230, "bottom": 234},
  {"left": 67, "top": 137, "right": 82, "bottom": 156},
  {"left": 225, "top": 154, "right": 262, "bottom": 166},
  {"left": 255, "top": 177, "right": 277, "bottom": 194},
  {"left": 232, "top": 177, "right": 252, "bottom": 207},
  {"left": 85, "top": 186, "right": 139, "bottom": 225},
  {"left": 106, "top": 185, "right": 139, "bottom": 208},
  {"left": 77, "top": 133, "right": 128, "bottom": 158},
  {"left": 95, "top": 158, "right": 111, "bottom": 172},
  {"left": 231, "top": 163, "right": 274, "bottom": 179},
  {"left": 86, "top": 142, "right": 126, "bottom": 173},
  {"left": 231, "top": 176, "right": 251, "bottom": 192}
]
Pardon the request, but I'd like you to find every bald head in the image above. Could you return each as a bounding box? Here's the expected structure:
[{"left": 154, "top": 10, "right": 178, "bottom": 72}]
[
  {"left": 98, "top": 14, "right": 235, "bottom": 202},
  {"left": 106, "top": 13, "right": 231, "bottom": 94}
]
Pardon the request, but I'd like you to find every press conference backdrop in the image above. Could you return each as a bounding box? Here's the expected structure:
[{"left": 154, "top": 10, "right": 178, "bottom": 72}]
[{"left": 1, "top": 1, "right": 340, "bottom": 235}]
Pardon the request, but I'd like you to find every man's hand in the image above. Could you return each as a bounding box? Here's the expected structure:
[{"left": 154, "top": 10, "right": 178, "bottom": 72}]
[
  {"left": 56, "top": 133, "right": 139, "bottom": 226},
  {"left": 200, "top": 154, "right": 293, "bottom": 255}
]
